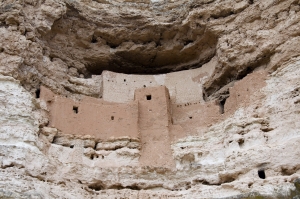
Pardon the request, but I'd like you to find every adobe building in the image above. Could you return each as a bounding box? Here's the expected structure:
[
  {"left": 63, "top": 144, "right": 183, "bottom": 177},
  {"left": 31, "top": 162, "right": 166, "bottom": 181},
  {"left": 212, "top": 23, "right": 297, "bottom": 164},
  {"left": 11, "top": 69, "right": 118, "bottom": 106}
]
[{"left": 40, "top": 66, "right": 264, "bottom": 168}]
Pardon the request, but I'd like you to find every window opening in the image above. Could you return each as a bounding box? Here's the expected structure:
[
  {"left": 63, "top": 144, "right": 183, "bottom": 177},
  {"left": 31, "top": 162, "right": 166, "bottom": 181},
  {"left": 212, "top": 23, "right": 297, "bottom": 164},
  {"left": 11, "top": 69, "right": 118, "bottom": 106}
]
[
  {"left": 219, "top": 98, "right": 227, "bottom": 114},
  {"left": 73, "top": 106, "right": 78, "bottom": 114},
  {"left": 35, "top": 89, "right": 40, "bottom": 98},
  {"left": 146, "top": 95, "right": 152, "bottom": 100},
  {"left": 111, "top": 116, "right": 114, "bottom": 120}
]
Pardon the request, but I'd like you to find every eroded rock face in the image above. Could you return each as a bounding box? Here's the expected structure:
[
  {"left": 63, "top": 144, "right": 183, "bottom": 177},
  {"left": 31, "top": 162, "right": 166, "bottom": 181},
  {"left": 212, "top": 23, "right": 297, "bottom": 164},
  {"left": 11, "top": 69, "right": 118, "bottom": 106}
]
[
  {"left": 0, "top": 0, "right": 300, "bottom": 198},
  {"left": 1, "top": 0, "right": 299, "bottom": 98}
]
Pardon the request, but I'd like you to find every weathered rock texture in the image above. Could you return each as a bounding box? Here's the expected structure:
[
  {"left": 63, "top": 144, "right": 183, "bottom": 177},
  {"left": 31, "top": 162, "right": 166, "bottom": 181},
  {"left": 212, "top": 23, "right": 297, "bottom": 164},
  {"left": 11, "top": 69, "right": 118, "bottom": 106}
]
[{"left": 0, "top": 0, "right": 300, "bottom": 198}]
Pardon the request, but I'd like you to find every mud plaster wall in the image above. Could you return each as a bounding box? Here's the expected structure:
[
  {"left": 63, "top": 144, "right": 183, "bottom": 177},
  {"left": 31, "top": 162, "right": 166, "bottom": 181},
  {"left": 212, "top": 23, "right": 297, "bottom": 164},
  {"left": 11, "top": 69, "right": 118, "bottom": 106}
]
[
  {"left": 41, "top": 86, "right": 139, "bottom": 140},
  {"left": 170, "top": 70, "right": 268, "bottom": 138},
  {"left": 135, "top": 86, "right": 175, "bottom": 168},
  {"left": 171, "top": 101, "right": 221, "bottom": 138},
  {"left": 102, "top": 66, "right": 213, "bottom": 104},
  {"left": 225, "top": 70, "right": 267, "bottom": 115}
]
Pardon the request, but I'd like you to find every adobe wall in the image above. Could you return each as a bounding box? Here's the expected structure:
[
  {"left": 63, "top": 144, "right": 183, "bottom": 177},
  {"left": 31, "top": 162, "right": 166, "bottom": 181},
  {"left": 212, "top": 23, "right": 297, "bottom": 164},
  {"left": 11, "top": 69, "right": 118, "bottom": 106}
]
[
  {"left": 170, "top": 101, "right": 221, "bottom": 140},
  {"left": 135, "top": 86, "right": 175, "bottom": 168},
  {"left": 101, "top": 66, "right": 212, "bottom": 104},
  {"left": 40, "top": 86, "right": 139, "bottom": 140},
  {"left": 135, "top": 86, "right": 172, "bottom": 129},
  {"left": 224, "top": 70, "right": 267, "bottom": 115}
]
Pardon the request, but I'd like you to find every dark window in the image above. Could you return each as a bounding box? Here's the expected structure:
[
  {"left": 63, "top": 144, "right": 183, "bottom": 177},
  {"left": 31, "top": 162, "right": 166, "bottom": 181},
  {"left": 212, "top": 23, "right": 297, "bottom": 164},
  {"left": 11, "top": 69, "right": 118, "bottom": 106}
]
[
  {"left": 111, "top": 116, "right": 114, "bottom": 120},
  {"left": 73, "top": 106, "right": 78, "bottom": 114},
  {"left": 146, "top": 95, "right": 152, "bottom": 100},
  {"left": 258, "top": 169, "right": 266, "bottom": 179},
  {"left": 91, "top": 35, "right": 97, "bottom": 43},
  {"left": 219, "top": 98, "right": 226, "bottom": 114},
  {"left": 35, "top": 89, "right": 40, "bottom": 98}
]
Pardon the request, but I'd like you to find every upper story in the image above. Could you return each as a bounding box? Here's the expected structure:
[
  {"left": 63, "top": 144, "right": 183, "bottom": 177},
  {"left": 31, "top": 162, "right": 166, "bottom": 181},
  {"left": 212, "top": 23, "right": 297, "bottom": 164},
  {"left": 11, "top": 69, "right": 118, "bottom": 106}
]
[{"left": 88, "top": 60, "right": 216, "bottom": 104}]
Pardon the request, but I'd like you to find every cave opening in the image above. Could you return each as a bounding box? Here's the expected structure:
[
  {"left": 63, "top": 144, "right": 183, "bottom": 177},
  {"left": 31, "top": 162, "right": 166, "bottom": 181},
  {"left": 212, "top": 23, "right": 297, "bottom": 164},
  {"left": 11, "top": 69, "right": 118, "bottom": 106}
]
[
  {"left": 84, "top": 53, "right": 217, "bottom": 76},
  {"left": 88, "top": 182, "right": 104, "bottom": 191},
  {"left": 258, "top": 169, "right": 266, "bottom": 179},
  {"left": 91, "top": 35, "right": 97, "bottom": 43}
]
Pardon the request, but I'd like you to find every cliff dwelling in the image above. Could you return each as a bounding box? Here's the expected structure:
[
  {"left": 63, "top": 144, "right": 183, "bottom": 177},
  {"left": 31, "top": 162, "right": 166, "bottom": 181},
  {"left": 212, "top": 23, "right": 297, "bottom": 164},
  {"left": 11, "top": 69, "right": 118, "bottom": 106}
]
[
  {"left": 1, "top": 0, "right": 300, "bottom": 198},
  {"left": 40, "top": 68, "right": 267, "bottom": 168},
  {"left": 39, "top": 74, "right": 203, "bottom": 168}
]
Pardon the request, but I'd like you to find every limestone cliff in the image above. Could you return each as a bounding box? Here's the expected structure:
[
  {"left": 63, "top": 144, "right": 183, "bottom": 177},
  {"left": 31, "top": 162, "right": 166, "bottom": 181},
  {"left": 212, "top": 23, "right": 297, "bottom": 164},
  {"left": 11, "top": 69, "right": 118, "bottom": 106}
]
[{"left": 0, "top": 0, "right": 300, "bottom": 198}]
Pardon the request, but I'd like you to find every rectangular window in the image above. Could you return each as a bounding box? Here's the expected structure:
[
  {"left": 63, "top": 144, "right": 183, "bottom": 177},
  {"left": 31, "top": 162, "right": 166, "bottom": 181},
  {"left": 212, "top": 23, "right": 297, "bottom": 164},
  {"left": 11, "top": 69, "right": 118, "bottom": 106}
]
[
  {"left": 73, "top": 106, "right": 78, "bottom": 114},
  {"left": 146, "top": 95, "right": 151, "bottom": 100},
  {"left": 35, "top": 89, "right": 40, "bottom": 98}
]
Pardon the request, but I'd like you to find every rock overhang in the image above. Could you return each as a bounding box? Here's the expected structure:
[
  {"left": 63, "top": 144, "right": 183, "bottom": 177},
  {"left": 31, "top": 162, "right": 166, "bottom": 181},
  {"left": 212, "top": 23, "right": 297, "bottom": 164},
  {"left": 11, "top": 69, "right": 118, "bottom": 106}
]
[{"left": 42, "top": 0, "right": 218, "bottom": 76}]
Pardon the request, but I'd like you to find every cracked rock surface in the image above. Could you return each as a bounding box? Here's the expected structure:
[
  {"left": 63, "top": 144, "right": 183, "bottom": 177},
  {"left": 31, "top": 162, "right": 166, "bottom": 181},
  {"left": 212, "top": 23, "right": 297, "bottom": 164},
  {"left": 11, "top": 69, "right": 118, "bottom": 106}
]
[{"left": 0, "top": 0, "right": 299, "bottom": 97}]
